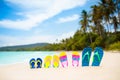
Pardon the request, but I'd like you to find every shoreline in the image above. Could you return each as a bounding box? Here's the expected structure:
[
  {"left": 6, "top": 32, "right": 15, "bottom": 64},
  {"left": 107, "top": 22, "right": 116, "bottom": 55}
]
[{"left": 0, "top": 51, "right": 119, "bottom": 66}]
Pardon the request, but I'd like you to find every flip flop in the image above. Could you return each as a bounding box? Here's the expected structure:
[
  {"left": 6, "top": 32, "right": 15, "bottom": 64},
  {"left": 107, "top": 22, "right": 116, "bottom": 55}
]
[
  {"left": 82, "top": 47, "right": 92, "bottom": 66},
  {"left": 92, "top": 47, "right": 104, "bottom": 66},
  {"left": 53, "top": 55, "right": 59, "bottom": 68},
  {"left": 72, "top": 51, "right": 80, "bottom": 67},
  {"left": 44, "top": 56, "right": 52, "bottom": 68},
  {"left": 29, "top": 58, "right": 35, "bottom": 69},
  {"left": 59, "top": 52, "right": 68, "bottom": 68},
  {"left": 36, "top": 58, "right": 42, "bottom": 68}
]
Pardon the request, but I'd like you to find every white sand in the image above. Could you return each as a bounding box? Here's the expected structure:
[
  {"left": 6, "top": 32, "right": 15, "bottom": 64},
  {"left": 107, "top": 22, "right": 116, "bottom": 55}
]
[{"left": 0, "top": 51, "right": 120, "bottom": 80}]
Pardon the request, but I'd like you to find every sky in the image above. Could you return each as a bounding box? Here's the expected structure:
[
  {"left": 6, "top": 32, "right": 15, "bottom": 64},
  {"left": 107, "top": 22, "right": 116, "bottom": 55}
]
[{"left": 0, "top": 0, "right": 98, "bottom": 47}]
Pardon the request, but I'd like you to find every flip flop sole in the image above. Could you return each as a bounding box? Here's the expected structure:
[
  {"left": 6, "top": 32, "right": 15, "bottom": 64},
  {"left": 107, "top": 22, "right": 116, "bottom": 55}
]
[
  {"left": 29, "top": 58, "right": 35, "bottom": 69},
  {"left": 44, "top": 56, "right": 52, "bottom": 68},
  {"left": 72, "top": 52, "right": 80, "bottom": 67},
  {"left": 92, "top": 47, "right": 104, "bottom": 66},
  {"left": 53, "top": 55, "right": 59, "bottom": 68},
  {"left": 59, "top": 52, "right": 68, "bottom": 67},
  {"left": 82, "top": 47, "right": 92, "bottom": 66},
  {"left": 36, "top": 58, "right": 42, "bottom": 68}
]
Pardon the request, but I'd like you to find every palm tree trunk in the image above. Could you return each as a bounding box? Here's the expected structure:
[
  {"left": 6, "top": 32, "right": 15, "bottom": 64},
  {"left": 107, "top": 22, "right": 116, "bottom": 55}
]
[
  {"left": 97, "top": 20, "right": 102, "bottom": 36},
  {"left": 118, "top": 12, "right": 120, "bottom": 24},
  {"left": 107, "top": 22, "right": 109, "bottom": 32},
  {"left": 89, "top": 33, "right": 92, "bottom": 44},
  {"left": 88, "top": 27, "right": 92, "bottom": 44},
  {"left": 117, "top": 0, "right": 120, "bottom": 24},
  {"left": 106, "top": 22, "right": 110, "bottom": 36}
]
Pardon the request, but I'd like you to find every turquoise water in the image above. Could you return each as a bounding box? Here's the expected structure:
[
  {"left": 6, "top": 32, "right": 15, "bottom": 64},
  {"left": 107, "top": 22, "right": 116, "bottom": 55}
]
[{"left": 0, "top": 51, "right": 58, "bottom": 65}]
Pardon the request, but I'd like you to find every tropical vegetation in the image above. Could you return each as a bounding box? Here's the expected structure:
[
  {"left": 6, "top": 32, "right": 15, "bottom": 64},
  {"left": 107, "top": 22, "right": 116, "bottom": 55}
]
[
  {"left": 40, "top": 0, "right": 120, "bottom": 51},
  {"left": 0, "top": 0, "right": 120, "bottom": 51}
]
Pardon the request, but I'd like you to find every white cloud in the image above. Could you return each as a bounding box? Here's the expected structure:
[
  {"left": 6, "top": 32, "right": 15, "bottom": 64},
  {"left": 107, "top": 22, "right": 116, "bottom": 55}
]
[
  {"left": 0, "top": 31, "right": 75, "bottom": 47},
  {"left": 0, "top": 14, "right": 48, "bottom": 30},
  {"left": 0, "top": 0, "right": 87, "bottom": 30},
  {"left": 57, "top": 14, "right": 79, "bottom": 23},
  {"left": 0, "top": 19, "right": 35, "bottom": 30}
]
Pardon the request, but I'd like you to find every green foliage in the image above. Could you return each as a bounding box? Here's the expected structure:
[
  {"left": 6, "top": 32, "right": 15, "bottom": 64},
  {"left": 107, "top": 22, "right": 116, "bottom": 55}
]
[
  {"left": 91, "top": 36, "right": 104, "bottom": 49},
  {"left": 105, "top": 35, "right": 118, "bottom": 47},
  {"left": 108, "top": 41, "right": 120, "bottom": 51}
]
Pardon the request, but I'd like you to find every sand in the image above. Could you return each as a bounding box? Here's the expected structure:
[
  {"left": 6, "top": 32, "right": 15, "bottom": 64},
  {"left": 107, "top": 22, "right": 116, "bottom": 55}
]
[{"left": 0, "top": 51, "right": 120, "bottom": 80}]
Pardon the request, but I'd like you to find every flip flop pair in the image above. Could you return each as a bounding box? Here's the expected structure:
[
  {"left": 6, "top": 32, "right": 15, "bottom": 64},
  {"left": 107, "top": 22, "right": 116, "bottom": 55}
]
[
  {"left": 60, "top": 52, "right": 80, "bottom": 67},
  {"left": 29, "top": 58, "right": 42, "bottom": 69},
  {"left": 44, "top": 55, "right": 60, "bottom": 68},
  {"left": 82, "top": 47, "right": 104, "bottom": 66}
]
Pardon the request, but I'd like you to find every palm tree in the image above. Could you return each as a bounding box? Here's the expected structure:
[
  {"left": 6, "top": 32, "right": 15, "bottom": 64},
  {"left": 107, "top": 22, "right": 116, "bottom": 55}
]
[
  {"left": 105, "top": 0, "right": 120, "bottom": 33},
  {"left": 98, "top": 0, "right": 117, "bottom": 33},
  {"left": 112, "top": 16, "right": 119, "bottom": 33},
  {"left": 91, "top": 5, "right": 103, "bottom": 36},
  {"left": 107, "top": 0, "right": 116, "bottom": 15},
  {"left": 108, "top": 0, "right": 117, "bottom": 32},
  {"left": 80, "top": 10, "right": 93, "bottom": 44},
  {"left": 114, "top": 0, "right": 120, "bottom": 24},
  {"left": 98, "top": 0, "right": 110, "bottom": 33},
  {"left": 80, "top": 10, "right": 89, "bottom": 33}
]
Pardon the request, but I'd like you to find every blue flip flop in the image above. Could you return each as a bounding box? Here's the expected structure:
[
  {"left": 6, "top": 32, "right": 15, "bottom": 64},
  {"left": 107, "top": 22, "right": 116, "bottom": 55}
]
[
  {"left": 82, "top": 47, "right": 92, "bottom": 66},
  {"left": 29, "top": 58, "right": 35, "bottom": 69},
  {"left": 36, "top": 58, "right": 42, "bottom": 68},
  {"left": 92, "top": 47, "right": 104, "bottom": 66}
]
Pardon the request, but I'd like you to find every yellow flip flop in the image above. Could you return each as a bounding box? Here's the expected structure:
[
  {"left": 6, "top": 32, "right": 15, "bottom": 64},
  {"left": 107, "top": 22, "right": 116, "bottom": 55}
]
[
  {"left": 44, "top": 56, "right": 52, "bottom": 68},
  {"left": 53, "top": 55, "right": 59, "bottom": 68}
]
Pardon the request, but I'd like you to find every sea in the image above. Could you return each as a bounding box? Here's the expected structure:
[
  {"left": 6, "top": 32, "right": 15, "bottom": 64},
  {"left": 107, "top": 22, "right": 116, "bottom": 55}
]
[{"left": 0, "top": 51, "right": 59, "bottom": 65}]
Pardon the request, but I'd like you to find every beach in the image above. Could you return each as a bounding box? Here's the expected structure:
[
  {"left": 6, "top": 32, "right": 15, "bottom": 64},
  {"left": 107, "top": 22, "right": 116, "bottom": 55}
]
[{"left": 0, "top": 51, "right": 120, "bottom": 80}]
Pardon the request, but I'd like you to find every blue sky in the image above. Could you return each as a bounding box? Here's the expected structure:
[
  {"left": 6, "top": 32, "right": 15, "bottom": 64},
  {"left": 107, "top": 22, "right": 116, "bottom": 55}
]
[{"left": 0, "top": 0, "right": 98, "bottom": 47}]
